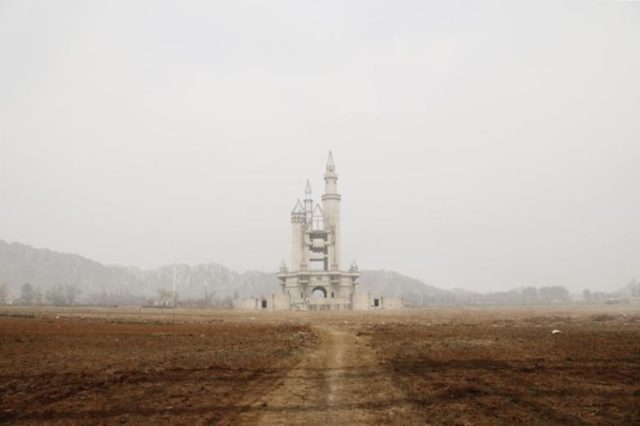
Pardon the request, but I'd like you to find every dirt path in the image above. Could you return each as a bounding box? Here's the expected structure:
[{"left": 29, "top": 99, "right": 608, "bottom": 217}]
[{"left": 229, "top": 324, "right": 422, "bottom": 425}]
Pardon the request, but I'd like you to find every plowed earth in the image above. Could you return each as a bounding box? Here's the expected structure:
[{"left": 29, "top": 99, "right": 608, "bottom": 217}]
[
  {"left": 0, "top": 314, "right": 317, "bottom": 424},
  {"left": 1, "top": 306, "right": 639, "bottom": 425},
  {"left": 367, "top": 310, "right": 640, "bottom": 424}
]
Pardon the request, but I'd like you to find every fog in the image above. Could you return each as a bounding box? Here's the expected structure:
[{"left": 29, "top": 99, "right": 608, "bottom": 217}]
[{"left": 1, "top": 1, "right": 639, "bottom": 293}]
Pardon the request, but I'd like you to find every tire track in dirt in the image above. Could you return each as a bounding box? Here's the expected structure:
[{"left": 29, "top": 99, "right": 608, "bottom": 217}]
[{"left": 229, "top": 324, "right": 422, "bottom": 425}]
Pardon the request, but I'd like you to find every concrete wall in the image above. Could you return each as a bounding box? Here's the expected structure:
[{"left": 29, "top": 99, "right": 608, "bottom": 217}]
[
  {"left": 234, "top": 292, "right": 403, "bottom": 311},
  {"left": 352, "top": 293, "right": 371, "bottom": 310},
  {"left": 271, "top": 293, "right": 290, "bottom": 310},
  {"left": 233, "top": 298, "right": 259, "bottom": 310},
  {"left": 233, "top": 294, "right": 291, "bottom": 311},
  {"left": 352, "top": 293, "right": 405, "bottom": 310},
  {"left": 291, "top": 219, "right": 304, "bottom": 271},
  {"left": 381, "top": 297, "right": 404, "bottom": 309}
]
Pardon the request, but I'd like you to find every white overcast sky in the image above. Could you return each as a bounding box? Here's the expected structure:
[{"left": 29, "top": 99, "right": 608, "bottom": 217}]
[{"left": 1, "top": 1, "right": 639, "bottom": 293}]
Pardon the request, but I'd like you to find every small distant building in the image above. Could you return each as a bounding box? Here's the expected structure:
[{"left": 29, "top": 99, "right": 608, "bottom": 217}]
[{"left": 234, "top": 152, "right": 403, "bottom": 311}]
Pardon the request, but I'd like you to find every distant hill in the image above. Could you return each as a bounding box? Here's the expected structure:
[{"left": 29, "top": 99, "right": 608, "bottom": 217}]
[
  {"left": 0, "top": 239, "right": 280, "bottom": 300},
  {"left": 0, "top": 239, "right": 447, "bottom": 304},
  {"left": 357, "top": 270, "right": 452, "bottom": 305},
  {"left": 0, "top": 239, "right": 142, "bottom": 295}
]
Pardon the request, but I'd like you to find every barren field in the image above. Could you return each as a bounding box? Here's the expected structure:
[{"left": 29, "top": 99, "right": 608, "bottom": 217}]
[
  {"left": 1, "top": 305, "right": 639, "bottom": 425},
  {"left": 367, "top": 308, "right": 640, "bottom": 424},
  {"left": 0, "top": 309, "right": 317, "bottom": 424}
]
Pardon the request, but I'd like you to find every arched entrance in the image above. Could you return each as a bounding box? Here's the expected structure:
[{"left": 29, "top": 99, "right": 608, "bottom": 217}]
[{"left": 311, "top": 286, "right": 327, "bottom": 299}]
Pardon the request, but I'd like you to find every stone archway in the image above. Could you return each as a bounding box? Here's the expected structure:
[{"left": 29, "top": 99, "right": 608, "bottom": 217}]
[{"left": 311, "top": 286, "right": 327, "bottom": 299}]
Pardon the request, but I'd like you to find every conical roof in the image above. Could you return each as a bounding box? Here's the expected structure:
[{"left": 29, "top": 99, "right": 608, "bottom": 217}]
[
  {"left": 291, "top": 199, "right": 304, "bottom": 214},
  {"left": 311, "top": 204, "right": 325, "bottom": 230},
  {"left": 312, "top": 203, "right": 324, "bottom": 216},
  {"left": 326, "top": 151, "right": 335, "bottom": 172},
  {"left": 279, "top": 260, "right": 288, "bottom": 272},
  {"left": 350, "top": 259, "right": 359, "bottom": 271}
]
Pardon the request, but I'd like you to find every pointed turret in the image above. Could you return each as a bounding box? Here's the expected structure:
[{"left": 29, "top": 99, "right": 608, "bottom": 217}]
[
  {"left": 304, "top": 180, "right": 313, "bottom": 225},
  {"left": 291, "top": 199, "right": 304, "bottom": 214},
  {"left": 291, "top": 199, "right": 305, "bottom": 225},
  {"left": 323, "top": 152, "right": 338, "bottom": 191},
  {"left": 305, "top": 179, "right": 312, "bottom": 197},
  {"left": 326, "top": 151, "right": 336, "bottom": 173},
  {"left": 311, "top": 203, "right": 325, "bottom": 231}
]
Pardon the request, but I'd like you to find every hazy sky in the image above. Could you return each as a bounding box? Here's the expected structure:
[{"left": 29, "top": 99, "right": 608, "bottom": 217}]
[{"left": 1, "top": 1, "right": 639, "bottom": 293}]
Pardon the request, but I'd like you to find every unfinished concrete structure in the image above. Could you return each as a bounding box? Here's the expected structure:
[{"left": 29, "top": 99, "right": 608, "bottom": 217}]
[
  {"left": 233, "top": 152, "right": 403, "bottom": 311},
  {"left": 276, "top": 152, "right": 360, "bottom": 310}
]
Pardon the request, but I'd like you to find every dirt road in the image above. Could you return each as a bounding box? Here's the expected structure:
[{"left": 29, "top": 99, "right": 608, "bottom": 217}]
[{"left": 230, "top": 323, "right": 422, "bottom": 425}]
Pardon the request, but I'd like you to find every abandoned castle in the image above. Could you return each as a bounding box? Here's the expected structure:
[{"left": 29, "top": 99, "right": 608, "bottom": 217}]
[{"left": 234, "top": 152, "right": 403, "bottom": 311}]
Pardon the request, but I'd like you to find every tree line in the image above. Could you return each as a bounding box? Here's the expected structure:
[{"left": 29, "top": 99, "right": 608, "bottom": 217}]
[
  {"left": 0, "top": 283, "right": 82, "bottom": 306},
  {"left": 1, "top": 279, "right": 638, "bottom": 307}
]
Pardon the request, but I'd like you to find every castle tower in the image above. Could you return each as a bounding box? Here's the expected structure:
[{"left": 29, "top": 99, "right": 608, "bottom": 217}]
[
  {"left": 322, "top": 151, "right": 341, "bottom": 270},
  {"left": 277, "top": 152, "right": 360, "bottom": 310},
  {"left": 290, "top": 199, "right": 305, "bottom": 271}
]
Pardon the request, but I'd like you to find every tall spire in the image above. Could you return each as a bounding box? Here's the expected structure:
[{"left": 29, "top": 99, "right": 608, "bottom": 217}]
[
  {"left": 304, "top": 180, "right": 313, "bottom": 225},
  {"left": 305, "top": 179, "right": 312, "bottom": 198},
  {"left": 326, "top": 151, "right": 335, "bottom": 173}
]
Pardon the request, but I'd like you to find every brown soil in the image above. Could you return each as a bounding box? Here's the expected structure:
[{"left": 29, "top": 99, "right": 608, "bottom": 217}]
[
  {"left": 368, "top": 308, "right": 640, "bottom": 424},
  {"left": 0, "top": 312, "right": 317, "bottom": 424},
  {"left": 231, "top": 323, "right": 421, "bottom": 425},
  {"left": 1, "top": 305, "right": 639, "bottom": 425}
]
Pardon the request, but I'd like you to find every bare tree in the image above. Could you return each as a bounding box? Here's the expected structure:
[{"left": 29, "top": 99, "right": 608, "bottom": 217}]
[
  {"left": 0, "top": 283, "right": 9, "bottom": 304},
  {"left": 20, "top": 283, "right": 34, "bottom": 305}
]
